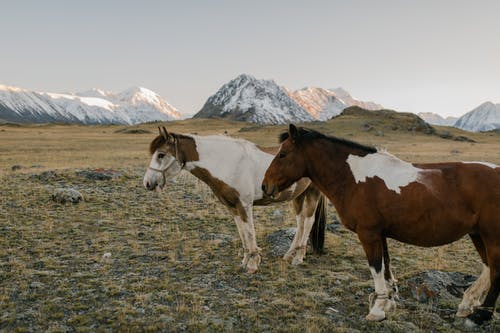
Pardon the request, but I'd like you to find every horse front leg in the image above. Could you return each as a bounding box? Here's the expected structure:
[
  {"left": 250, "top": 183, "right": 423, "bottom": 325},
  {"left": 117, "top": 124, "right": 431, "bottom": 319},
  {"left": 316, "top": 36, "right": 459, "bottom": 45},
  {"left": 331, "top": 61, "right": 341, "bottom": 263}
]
[
  {"left": 359, "top": 232, "right": 396, "bottom": 321},
  {"left": 234, "top": 204, "right": 261, "bottom": 274}
]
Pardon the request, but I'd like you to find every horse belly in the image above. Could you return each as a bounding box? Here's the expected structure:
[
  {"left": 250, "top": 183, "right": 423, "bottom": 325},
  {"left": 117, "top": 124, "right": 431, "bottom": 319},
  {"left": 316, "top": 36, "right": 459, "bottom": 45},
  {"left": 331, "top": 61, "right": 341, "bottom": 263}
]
[{"left": 384, "top": 205, "right": 475, "bottom": 247}]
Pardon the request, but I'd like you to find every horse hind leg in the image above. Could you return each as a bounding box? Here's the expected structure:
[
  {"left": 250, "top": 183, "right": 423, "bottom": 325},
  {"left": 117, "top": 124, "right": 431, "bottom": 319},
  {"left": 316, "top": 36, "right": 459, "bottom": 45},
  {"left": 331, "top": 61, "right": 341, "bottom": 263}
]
[
  {"left": 382, "top": 236, "right": 399, "bottom": 304},
  {"left": 466, "top": 242, "right": 500, "bottom": 327},
  {"left": 457, "top": 234, "right": 490, "bottom": 318}
]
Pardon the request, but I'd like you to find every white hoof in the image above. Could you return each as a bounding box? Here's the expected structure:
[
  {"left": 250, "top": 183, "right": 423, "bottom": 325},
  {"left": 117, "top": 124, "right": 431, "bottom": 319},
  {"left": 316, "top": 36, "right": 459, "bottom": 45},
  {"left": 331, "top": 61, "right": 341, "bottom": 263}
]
[
  {"left": 456, "top": 306, "right": 473, "bottom": 318},
  {"left": 291, "top": 256, "right": 304, "bottom": 266},
  {"left": 365, "top": 312, "right": 386, "bottom": 321}
]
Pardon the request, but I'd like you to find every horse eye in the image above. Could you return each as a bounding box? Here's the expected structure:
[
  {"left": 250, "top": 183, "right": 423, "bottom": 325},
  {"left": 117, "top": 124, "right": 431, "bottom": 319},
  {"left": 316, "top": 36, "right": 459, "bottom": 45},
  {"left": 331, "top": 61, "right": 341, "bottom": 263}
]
[
  {"left": 157, "top": 153, "right": 165, "bottom": 159},
  {"left": 279, "top": 152, "right": 286, "bottom": 158}
]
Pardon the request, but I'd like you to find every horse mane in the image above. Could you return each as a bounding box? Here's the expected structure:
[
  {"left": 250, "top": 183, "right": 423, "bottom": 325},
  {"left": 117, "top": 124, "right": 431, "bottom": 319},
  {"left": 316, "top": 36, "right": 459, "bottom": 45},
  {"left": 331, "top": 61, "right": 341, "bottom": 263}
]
[
  {"left": 149, "top": 133, "right": 193, "bottom": 154},
  {"left": 279, "top": 127, "right": 377, "bottom": 154}
]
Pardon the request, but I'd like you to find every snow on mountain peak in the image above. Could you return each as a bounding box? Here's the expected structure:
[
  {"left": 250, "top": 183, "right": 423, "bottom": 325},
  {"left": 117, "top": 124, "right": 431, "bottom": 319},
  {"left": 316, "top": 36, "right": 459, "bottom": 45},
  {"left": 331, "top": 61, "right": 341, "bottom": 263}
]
[{"left": 0, "top": 84, "right": 181, "bottom": 125}]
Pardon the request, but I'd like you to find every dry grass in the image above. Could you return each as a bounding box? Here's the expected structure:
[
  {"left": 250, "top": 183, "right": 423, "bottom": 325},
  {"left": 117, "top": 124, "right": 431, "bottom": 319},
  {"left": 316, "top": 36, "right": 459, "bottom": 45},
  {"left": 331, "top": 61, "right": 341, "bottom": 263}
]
[{"left": 0, "top": 117, "right": 499, "bottom": 332}]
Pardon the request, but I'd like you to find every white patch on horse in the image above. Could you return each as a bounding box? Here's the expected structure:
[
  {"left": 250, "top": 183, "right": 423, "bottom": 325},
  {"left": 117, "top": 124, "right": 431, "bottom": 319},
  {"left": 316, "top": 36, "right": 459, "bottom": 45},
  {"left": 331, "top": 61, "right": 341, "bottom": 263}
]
[
  {"left": 462, "top": 161, "right": 498, "bottom": 169},
  {"left": 347, "top": 152, "right": 426, "bottom": 194},
  {"left": 185, "top": 135, "right": 274, "bottom": 203}
]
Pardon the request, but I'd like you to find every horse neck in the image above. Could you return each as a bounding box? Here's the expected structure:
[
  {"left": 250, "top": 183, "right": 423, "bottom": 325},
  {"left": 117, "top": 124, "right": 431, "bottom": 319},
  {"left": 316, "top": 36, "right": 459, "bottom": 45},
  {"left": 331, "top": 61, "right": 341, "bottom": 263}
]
[{"left": 303, "top": 140, "right": 364, "bottom": 207}]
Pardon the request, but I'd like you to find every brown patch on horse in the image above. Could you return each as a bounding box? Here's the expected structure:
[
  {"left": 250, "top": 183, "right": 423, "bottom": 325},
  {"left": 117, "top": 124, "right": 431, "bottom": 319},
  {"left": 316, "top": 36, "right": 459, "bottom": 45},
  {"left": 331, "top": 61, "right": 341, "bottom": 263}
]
[
  {"left": 190, "top": 166, "right": 248, "bottom": 221},
  {"left": 149, "top": 134, "right": 199, "bottom": 163}
]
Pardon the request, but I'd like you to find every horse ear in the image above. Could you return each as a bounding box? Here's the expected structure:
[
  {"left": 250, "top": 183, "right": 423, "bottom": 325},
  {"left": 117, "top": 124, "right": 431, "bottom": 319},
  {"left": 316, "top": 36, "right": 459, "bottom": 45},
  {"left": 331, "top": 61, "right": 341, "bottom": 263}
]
[{"left": 289, "top": 124, "right": 299, "bottom": 142}]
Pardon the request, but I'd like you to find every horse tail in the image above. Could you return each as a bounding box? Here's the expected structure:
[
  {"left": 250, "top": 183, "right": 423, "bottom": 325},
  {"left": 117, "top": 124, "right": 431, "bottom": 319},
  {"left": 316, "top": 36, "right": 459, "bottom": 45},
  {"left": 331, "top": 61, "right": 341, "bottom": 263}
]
[{"left": 309, "top": 194, "right": 326, "bottom": 254}]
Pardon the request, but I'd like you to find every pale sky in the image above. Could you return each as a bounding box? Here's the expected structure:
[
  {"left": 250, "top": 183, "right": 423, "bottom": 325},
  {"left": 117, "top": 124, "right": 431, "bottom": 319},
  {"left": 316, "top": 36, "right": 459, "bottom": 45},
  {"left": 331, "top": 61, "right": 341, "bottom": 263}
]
[{"left": 1, "top": 0, "right": 499, "bottom": 118}]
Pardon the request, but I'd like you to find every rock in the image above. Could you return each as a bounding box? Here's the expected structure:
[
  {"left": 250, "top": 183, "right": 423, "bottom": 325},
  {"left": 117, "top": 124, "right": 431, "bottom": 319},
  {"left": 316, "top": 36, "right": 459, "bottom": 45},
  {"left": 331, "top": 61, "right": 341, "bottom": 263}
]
[
  {"left": 31, "top": 170, "right": 58, "bottom": 181},
  {"left": 271, "top": 209, "right": 284, "bottom": 222},
  {"left": 11, "top": 165, "right": 23, "bottom": 171},
  {"left": 406, "top": 270, "right": 476, "bottom": 303},
  {"left": 199, "top": 233, "right": 233, "bottom": 246},
  {"left": 266, "top": 228, "right": 296, "bottom": 257},
  {"left": 76, "top": 169, "right": 122, "bottom": 181},
  {"left": 52, "top": 188, "right": 84, "bottom": 204}
]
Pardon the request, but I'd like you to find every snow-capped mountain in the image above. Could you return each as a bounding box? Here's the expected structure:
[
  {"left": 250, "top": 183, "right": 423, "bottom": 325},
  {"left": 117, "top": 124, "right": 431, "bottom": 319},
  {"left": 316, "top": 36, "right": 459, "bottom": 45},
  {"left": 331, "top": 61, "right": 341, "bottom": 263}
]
[
  {"left": 286, "top": 87, "right": 347, "bottom": 120},
  {"left": 329, "top": 87, "right": 382, "bottom": 111},
  {"left": 0, "top": 84, "right": 181, "bottom": 125},
  {"left": 454, "top": 102, "right": 500, "bottom": 132},
  {"left": 417, "top": 112, "right": 458, "bottom": 126},
  {"left": 287, "top": 87, "right": 382, "bottom": 121},
  {"left": 193, "top": 74, "right": 314, "bottom": 124}
]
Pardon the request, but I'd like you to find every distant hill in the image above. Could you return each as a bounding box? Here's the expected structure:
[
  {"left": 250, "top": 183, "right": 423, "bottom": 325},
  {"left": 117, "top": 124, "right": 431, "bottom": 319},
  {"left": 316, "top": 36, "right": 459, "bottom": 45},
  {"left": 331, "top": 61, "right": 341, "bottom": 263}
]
[
  {"left": 418, "top": 112, "right": 458, "bottom": 126},
  {"left": 0, "top": 84, "right": 181, "bottom": 125}
]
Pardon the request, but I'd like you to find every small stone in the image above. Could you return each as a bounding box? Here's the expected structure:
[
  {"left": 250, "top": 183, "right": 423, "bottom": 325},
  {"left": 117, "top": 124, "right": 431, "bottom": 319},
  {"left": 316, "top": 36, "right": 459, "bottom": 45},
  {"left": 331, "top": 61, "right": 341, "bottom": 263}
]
[
  {"left": 52, "top": 188, "right": 84, "bottom": 204},
  {"left": 266, "top": 228, "right": 296, "bottom": 257},
  {"left": 11, "top": 165, "right": 23, "bottom": 171},
  {"left": 102, "top": 252, "right": 112, "bottom": 259}
]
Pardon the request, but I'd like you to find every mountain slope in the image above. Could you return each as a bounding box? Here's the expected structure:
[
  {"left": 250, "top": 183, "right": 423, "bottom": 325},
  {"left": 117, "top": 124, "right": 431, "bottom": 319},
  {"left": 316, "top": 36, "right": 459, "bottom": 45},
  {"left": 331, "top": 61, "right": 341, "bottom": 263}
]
[
  {"left": 454, "top": 102, "right": 500, "bottom": 132},
  {"left": 286, "top": 87, "right": 347, "bottom": 121},
  {"left": 418, "top": 112, "right": 458, "bottom": 126},
  {"left": 0, "top": 84, "right": 181, "bottom": 125},
  {"left": 193, "top": 74, "right": 314, "bottom": 124},
  {"left": 287, "top": 87, "right": 382, "bottom": 121}
]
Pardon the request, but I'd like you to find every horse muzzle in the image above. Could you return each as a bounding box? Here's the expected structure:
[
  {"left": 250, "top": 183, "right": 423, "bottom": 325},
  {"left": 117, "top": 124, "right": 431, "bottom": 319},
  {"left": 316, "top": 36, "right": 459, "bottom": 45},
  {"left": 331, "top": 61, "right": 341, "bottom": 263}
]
[{"left": 261, "top": 183, "right": 278, "bottom": 198}]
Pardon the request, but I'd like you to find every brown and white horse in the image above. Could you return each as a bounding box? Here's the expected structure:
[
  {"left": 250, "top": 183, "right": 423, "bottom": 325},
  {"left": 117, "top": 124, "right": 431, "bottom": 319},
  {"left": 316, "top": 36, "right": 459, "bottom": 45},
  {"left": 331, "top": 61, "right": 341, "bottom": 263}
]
[
  {"left": 262, "top": 124, "right": 500, "bottom": 326},
  {"left": 143, "top": 127, "right": 327, "bottom": 273}
]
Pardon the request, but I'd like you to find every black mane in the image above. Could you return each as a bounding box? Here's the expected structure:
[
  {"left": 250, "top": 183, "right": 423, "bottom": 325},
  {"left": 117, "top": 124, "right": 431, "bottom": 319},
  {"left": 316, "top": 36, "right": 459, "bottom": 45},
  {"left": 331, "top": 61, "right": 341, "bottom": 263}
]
[{"left": 279, "top": 127, "right": 377, "bottom": 154}]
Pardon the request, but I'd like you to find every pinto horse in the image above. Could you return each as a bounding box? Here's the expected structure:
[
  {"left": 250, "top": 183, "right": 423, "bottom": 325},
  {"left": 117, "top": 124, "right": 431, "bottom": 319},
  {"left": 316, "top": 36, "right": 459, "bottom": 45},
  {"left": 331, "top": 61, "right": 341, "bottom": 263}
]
[
  {"left": 262, "top": 124, "right": 500, "bottom": 326},
  {"left": 143, "top": 127, "right": 327, "bottom": 273}
]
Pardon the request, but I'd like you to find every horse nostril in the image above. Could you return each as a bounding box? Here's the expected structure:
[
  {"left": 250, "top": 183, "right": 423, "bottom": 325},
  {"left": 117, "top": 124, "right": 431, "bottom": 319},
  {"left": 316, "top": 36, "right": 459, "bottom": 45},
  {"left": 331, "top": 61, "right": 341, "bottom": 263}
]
[{"left": 261, "top": 184, "right": 266, "bottom": 193}]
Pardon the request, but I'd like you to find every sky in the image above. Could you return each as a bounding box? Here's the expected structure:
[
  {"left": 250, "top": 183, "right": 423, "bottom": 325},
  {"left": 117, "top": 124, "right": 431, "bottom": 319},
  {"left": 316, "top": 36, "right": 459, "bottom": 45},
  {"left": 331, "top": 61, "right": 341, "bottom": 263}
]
[{"left": 1, "top": 0, "right": 499, "bottom": 118}]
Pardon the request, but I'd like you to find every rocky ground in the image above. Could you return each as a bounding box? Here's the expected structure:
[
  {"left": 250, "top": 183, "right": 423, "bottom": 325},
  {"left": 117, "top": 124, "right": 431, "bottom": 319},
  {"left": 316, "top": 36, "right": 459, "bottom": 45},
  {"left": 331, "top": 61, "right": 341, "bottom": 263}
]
[{"left": 1, "top": 168, "right": 499, "bottom": 332}]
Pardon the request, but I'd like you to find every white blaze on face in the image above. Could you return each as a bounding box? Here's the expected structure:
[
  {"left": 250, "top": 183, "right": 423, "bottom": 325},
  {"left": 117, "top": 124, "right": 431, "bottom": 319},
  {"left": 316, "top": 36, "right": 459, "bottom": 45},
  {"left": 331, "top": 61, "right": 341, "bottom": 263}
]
[{"left": 347, "top": 152, "right": 423, "bottom": 194}]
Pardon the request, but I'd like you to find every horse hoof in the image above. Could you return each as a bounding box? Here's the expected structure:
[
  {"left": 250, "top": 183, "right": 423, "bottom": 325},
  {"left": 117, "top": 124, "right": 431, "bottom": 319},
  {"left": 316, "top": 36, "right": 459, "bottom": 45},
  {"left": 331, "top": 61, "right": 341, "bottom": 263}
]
[
  {"left": 291, "top": 257, "right": 304, "bottom": 266},
  {"left": 283, "top": 253, "right": 294, "bottom": 262},
  {"left": 246, "top": 268, "right": 258, "bottom": 274},
  {"left": 365, "top": 312, "right": 386, "bottom": 321},
  {"left": 456, "top": 307, "right": 473, "bottom": 318}
]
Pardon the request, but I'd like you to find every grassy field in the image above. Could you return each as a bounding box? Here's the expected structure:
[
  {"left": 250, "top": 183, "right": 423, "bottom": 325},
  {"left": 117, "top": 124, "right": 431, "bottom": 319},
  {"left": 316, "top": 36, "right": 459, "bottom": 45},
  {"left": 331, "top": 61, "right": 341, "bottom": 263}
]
[{"left": 1, "top": 113, "right": 499, "bottom": 332}]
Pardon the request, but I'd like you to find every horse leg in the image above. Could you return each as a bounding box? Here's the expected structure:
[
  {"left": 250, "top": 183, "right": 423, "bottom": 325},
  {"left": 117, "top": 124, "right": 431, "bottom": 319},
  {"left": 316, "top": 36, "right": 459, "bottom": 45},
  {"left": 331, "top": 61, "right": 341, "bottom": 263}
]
[
  {"left": 466, "top": 245, "right": 500, "bottom": 326},
  {"left": 283, "top": 193, "right": 306, "bottom": 262},
  {"left": 457, "top": 234, "right": 490, "bottom": 317},
  {"left": 290, "top": 190, "right": 320, "bottom": 266},
  {"left": 382, "top": 236, "right": 399, "bottom": 303},
  {"left": 233, "top": 214, "right": 249, "bottom": 268},
  {"left": 359, "top": 232, "right": 396, "bottom": 321},
  {"left": 237, "top": 205, "right": 261, "bottom": 274}
]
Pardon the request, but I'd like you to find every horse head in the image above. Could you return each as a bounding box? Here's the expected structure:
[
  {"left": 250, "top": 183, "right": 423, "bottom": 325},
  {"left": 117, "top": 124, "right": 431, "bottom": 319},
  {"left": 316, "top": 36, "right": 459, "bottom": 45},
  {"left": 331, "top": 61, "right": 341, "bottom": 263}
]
[
  {"left": 143, "top": 126, "right": 185, "bottom": 191},
  {"left": 262, "top": 124, "right": 308, "bottom": 197}
]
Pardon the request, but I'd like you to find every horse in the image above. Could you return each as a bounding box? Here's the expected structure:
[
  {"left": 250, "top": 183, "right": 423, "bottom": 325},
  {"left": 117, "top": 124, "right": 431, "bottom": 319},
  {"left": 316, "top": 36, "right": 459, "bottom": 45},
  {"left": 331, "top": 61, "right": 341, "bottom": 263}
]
[
  {"left": 262, "top": 124, "right": 500, "bottom": 327},
  {"left": 143, "top": 127, "right": 327, "bottom": 273}
]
